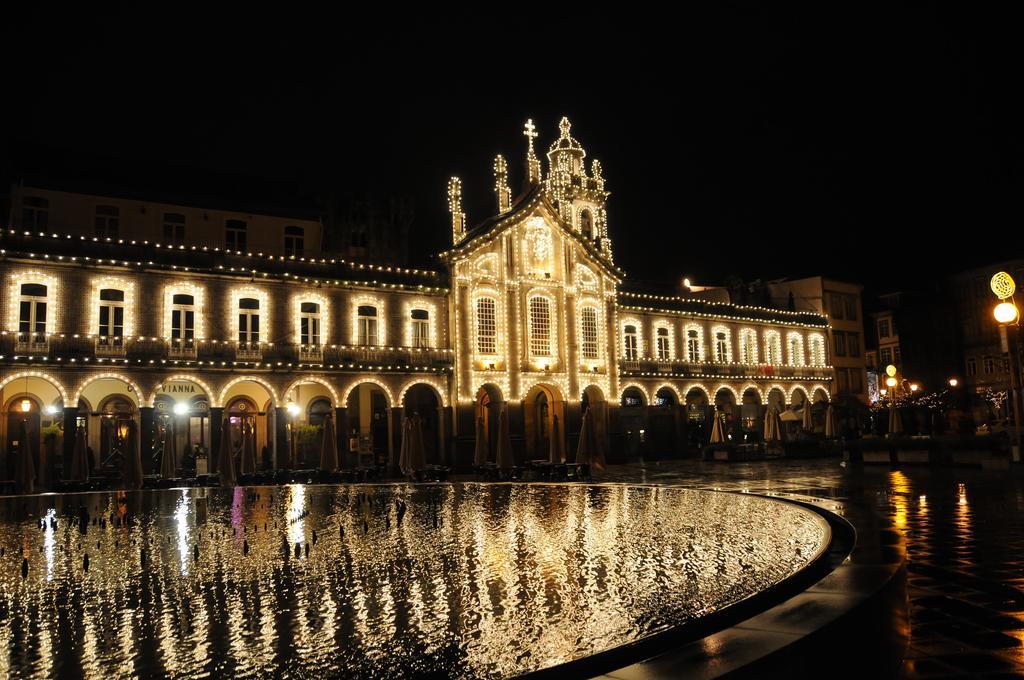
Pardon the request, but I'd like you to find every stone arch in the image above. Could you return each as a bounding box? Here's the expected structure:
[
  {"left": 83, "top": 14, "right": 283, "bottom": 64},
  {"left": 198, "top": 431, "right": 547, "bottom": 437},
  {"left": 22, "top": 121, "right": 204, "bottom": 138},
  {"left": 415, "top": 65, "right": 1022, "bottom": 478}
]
[
  {"left": 398, "top": 378, "right": 448, "bottom": 408},
  {"left": 524, "top": 382, "right": 565, "bottom": 462},
  {"left": 0, "top": 371, "right": 68, "bottom": 405},
  {"left": 218, "top": 376, "right": 280, "bottom": 409},
  {"left": 789, "top": 384, "right": 809, "bottom": 407},
  {"left": 282, "top": 375, "right": 339, "bottom": 406},
  {"left": 340, "top": 377, "right": 393, "bottom": 407},
  {"left": 812, "top": 385, "right": 831, "bottom": 403},
  {"left": 653, "top": 383, "right": 682, "bottom": 404},
  {"left": 151, "top": 374, "right": 216, "bottom": 407},
  {"left": 740, "top": 383, "right": 764, "bottom": 403},
  {"left": 73, "top": 373, "right": 144, "bottom": 407},
  {"left": 619, "top": 382, "right": 649, "bottom": 406},
  {"left": 713, "top": 383, "right": 740, "bottom": 402},
  {"left": 766, "top": 386, "right": 787, "bottom": 412}
]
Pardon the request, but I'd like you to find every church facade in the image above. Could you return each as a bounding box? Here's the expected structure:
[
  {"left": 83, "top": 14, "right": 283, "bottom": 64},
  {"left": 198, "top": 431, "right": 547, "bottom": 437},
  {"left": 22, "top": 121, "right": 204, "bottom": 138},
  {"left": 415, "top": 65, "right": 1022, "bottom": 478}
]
[{"left": 0, "top": 119, "right": 833, "bottom": 478}]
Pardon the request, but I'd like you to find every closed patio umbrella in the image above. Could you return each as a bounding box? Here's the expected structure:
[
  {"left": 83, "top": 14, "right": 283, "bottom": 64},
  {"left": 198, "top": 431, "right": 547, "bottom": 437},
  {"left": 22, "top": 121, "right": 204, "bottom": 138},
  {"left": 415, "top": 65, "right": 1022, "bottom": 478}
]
[
  {"left": 801, "top": 402, "right": 813, "bottom": 431},
  {"left": 764, "top": 407, "right": 781, "bottom": 443},
  {"left": 398, "top": 416, "right": 412, "bottom": 477},
  {"left": 160, "top": 422, "right": 176, "bottom": 479},
  {"left": 590, "top": 405, "right": 607, "bottom": 473},
  {"left": 473, "top": 416, "right": 488, "bottom": 467},
  {"left": 240, "top": 422, "right": 257, "bottom": 475},
  {"left": 15, "top": 421, "right": 35, "bottom": 494},
  {"left": 888, "top": 403, "right": 903, "bottom": 436},
  {"left": 319, "top": 415, "right": 339, "bottom": 472},
  {"left": 548, "top": 414, "right": 563, "bottom": 464},
  {"left": 496, "top": 404, "right": 515, "bottom": 470},
  {"left": 409, "top": 415, "right": 428, "bottom": 476},
  {"left": 122, "top": 420, "right": 144, "bottom": 489},
  {"left": 69, "top": 425, "right": 88, "bottom": 482},
  {"left": 825, "top": 404, "right": 837, "bottom": 439},
  {"left": 709, "top": 407, "right": 725, "bottom": 444},
  {"left": 219, "top": 419, "right": 236, "bottom": 487},
  {"left": 576, "top": 408, "right": 593, "bottom": 466}
]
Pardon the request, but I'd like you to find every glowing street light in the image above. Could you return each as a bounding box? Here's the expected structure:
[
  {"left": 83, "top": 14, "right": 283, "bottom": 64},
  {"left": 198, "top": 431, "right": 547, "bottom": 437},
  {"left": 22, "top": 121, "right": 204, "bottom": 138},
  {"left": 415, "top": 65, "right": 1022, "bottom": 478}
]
[
  {"left": 173, "top": 401, "right": 189, "bottom": 416},
  {"left": 286, "top": 402, "right": 301, "bottom": 417},
  {"left": 990, "top": 271, "right": 1021, "bottom": 462},
  {"left": 948, "top": 378, "right": 958, "bottom": 388},
  {"left": 885, "top": 377, "right": 897, "bottom": 389},
  {"left": 20, "top": 399, "right": 32, "bottom": 413},
  {"left": 995, "top": 301, "right": 1019, "bottom": 325},
  {"left": 910, "top": 383, "right": 920, "bottom": 393}
]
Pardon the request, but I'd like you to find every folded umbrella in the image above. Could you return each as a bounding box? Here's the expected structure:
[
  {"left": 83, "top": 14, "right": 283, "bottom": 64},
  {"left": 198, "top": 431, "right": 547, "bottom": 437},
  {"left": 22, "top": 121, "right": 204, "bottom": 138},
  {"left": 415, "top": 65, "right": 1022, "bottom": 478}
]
[
  {"left": 15, "top": 420, "right": 35, "bottom": 494},
  {"left": 473, "top": 416, "right": 489, "bottom": 467},
  {"left": 319, "top": 415, "right": 339, "bottom": 472},
  {"left": 219, "top": 419, "right": 236, "bottom": 487},
  {"left": 160, "top": 422, "right": 176, "bottom": 478},
  {"left": 496, "top": 404, "right": 515, "bottom": 469}
]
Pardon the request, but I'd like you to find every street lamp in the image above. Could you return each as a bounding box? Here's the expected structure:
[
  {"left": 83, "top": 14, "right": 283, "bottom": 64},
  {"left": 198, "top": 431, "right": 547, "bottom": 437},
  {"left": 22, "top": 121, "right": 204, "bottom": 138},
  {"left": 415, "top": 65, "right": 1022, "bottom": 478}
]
[
  {"left": 910, "top": 383, "right": 920, "bottom": 393},
  {"left": 173, "top": 401, "right": 188, "bottom": 416},
  {"left": 991, "top": 271, "right": 1022, "bottom": 462},
  {"left": 948, "top": 378, "right": 958, "bottom": 388}
]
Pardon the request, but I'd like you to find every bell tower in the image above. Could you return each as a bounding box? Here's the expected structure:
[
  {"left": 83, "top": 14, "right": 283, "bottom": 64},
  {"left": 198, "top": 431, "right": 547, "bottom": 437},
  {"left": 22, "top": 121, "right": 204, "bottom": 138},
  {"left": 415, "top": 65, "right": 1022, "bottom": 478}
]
[{"left": 542, "top": 117, "right": 612, "bottom": 260}]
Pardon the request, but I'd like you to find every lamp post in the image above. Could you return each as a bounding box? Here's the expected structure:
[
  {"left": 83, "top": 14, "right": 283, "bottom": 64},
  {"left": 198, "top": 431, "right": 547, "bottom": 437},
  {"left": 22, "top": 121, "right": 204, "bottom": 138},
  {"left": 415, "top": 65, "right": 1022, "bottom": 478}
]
[{"left": 991, "top": 272, "right": 1022, "bottom": 462}]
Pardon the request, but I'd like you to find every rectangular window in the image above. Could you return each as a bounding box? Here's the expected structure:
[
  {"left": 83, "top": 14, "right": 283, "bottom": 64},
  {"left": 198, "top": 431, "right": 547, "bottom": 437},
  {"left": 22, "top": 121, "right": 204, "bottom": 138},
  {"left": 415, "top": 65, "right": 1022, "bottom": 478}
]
[
  {"left": 411, "top": 309, "right": 429, "bottom": 348},
  {"left": 623, "top": 327, "right": 638, "bottom": 360},
  {"left": 22, "top": 196, "right": 48, "bottom": 229},
  {"left": 849, "top": 368, "right": 863, "bottom": 394},
  {"left": 984, "top": 356, "right": 996, "bottom": 374},
  {"left": 656, "top": 328, "right": 670, "bottom": 361},
  {"left": 529, "top": 296, "right": 552, "bottom": 356},
  {"left": 830, "top": 293, "right": 845, "bottom": 320},
  {"left": 966, "top": 356, "right": 977, "bottom": 376},
  {"left": 476, "top": 298, "right": 496, "bottom": 355},
  {"left": 357, "top": 305, "right": 378, "bottom": 346},
  {"left": 880, "top": 347, "right": 892, "bottom": 365},
  {"left": 878, "top": 319, "right": 890, "bottom": 338},
  {"left": 226, "top": 219, "right": 247, "bottom": 251},
  {"left": 238, "top": 297, "right": 260, "bottom": 345},
  {"left": 95, "top": 205, "right": 120, "bottom": 239},
  {"left": 715, "top": 331, "right": 728, "bottom": 362},
  {"left": 300, "top": 302, "right": 321, "bottom": 345},
  {"left": 284, "top": 225, "right": 304, "bottom": 257},
  {"left": 893, "top": 346, "right": 902, "bottom": 365},
  {"left": 98, "top": 288, "right": 125, "bottom": 347},
  {"left": 163, "top": 212, "right": 186, "bottom": 245},
  {"left": 18, "top": 283, "right": 48, "bottom": 343},
  {"left": 836, "top": 368, "right": 849, "bottom": 393},
  {"left": 845, "top": 295, "right": 858, "bottom": 320},
  {"left": 834, "top": 332, "right": 847, "bottom": 357},
  {"left": 847, "top": 332, "right": 860, "bottom": 357},
  {"left": 580, "top": 307, "right": 599, "bottom": 359},
  {"left": 686, "top": 330, "right": 700, "bottom": 362}
]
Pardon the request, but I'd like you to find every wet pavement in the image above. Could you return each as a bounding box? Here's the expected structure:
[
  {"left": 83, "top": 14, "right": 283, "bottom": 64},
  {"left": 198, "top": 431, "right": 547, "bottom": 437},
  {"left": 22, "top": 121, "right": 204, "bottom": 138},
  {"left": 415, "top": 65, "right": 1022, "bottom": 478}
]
[{"left": 600, "top": 458, "right": 1024, "bottom": 679}]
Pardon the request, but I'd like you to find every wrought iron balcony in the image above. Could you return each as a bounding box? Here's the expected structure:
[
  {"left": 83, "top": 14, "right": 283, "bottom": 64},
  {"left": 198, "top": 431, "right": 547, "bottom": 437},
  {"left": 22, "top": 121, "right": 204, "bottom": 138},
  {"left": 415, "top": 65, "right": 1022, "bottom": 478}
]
[
  {"left": 14, "top": 332, "right": 48, "bottom": 353},
  {"left": 95, "top": 336, "right": 127, "bottom": 357},
  {"left": 235, "top": 342, "right": 263, "bottom": 361}
]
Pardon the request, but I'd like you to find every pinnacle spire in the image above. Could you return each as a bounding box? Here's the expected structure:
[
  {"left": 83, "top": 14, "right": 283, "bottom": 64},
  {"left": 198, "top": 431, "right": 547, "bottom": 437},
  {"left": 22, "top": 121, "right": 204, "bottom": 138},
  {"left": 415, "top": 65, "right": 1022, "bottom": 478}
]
[{"left": 524, "top": 119, "right": 542, "bottom": 184}]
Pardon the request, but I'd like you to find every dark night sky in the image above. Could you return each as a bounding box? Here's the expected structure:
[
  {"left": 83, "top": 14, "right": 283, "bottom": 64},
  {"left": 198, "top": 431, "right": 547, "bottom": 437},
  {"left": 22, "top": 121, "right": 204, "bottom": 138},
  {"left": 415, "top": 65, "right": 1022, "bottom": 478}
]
[{"left": 3, "top": 6, "right": 1023, "bottom": 297}]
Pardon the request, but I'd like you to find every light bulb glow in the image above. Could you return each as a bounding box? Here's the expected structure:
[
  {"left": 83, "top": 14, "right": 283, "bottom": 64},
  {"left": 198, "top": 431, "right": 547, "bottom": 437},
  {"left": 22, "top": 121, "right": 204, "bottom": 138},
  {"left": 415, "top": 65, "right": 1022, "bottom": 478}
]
[{"left": 994, "top": 301, "right": 1019, "bottom": 325}]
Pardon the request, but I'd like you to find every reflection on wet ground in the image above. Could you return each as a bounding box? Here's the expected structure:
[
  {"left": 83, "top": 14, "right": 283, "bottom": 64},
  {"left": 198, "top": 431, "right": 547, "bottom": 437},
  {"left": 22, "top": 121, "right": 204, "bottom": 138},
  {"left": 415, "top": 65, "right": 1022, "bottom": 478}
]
[
  {"left": 0, "top": 483, "right": 826, "bottom": 679},
  {"left": 601, "top": 459, "right": 1024, "bottom": 679}
]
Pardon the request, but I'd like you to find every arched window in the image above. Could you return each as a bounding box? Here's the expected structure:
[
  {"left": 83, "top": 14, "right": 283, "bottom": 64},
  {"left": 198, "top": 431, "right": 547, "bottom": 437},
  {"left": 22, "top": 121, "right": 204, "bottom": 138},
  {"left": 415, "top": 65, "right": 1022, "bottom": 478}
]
[
  {"left": 410, "top": 308, "right": 430, "bottom": 347},
  {"left": 808, "top": 334, "right": 825, "bottom": 367},
  {"left": 528, "top": 296, "right": 552, "bottom": 357},
  {"left": 580, "top": 306, "right": 599, "bottom": 359},
  {"left": 714, "top": 328, "right": 730, "bottom": 363},
  {"left": 580, "top": 209, "right": 594, "bottom": 240},
  {"left": 686, "top": 327, "right": 702, "bottom": 362},
  {"left": 308, "top": 398, "right": 333, "bottom": 427},
  {"left": 300, "top": 302, "right": 321, "bottom": 346},
  {"left": 357, "top": 305, "right": 379, "bottom": 346},
  {"left": 284, "top": 225, "right": 304, "bottom": 257},
  {"left": 623, "top": 324, "right": 639, "bottom": 360},
  {"left": 739, "top": 328, "right": 758, "bottom": 364},
  {"left": 237, "top": 297, "right": 260, "bottom": 346},
  {"left": 656, "top": 326, "right": 671, "bottom": 361},
  {"left": 98, "top": 288, "right": 125, "bottom": 347},
  {"left": 764, "top": 330, "right": 782, "bottom": 365},
  {"left": 475, "top": 297, "right": 497, "bottom": 355},
  {"left": 787, "top": 333, "right": 805, "bottom": 366}
]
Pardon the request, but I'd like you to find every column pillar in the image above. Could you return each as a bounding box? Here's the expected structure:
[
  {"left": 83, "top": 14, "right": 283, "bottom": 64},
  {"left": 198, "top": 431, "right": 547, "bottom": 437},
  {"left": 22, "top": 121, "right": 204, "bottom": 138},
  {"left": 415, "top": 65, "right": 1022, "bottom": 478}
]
[
  {"left": 275, "top": 408, "right": 288, "bottom": 469},
  {"left": 62, "top": 406, "right": 78, "bottom": 479},
  {"left": 334, "top": 406, "right": 347, "bottom": 468},
  {"left": 436, "top": 406, "right": 449, "bottom": 466},
  {"left": 389, "top": 406, "right": 403, "bottom": 470},
  {"left": 140, "top": 406, "right": 154, "bottom": 475},
  {"left": 209, "top": 406, "right": 223, "bottom": 472}
]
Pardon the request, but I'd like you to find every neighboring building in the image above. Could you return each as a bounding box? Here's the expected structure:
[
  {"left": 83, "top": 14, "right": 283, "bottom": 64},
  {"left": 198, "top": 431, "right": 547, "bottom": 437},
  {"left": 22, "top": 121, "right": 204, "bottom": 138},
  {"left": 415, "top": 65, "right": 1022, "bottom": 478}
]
[
  {"left": 0, "top": 118, "right": 838, "bottom": 480},
  {"left": 8, "top": 182, "right": 324, "bottom": 259},
  {"left": 952, "top": 259, "right": 1024, "bottom": 416},
  {"left": 766, "top": 276, "right": 868, "bottom": 408}
]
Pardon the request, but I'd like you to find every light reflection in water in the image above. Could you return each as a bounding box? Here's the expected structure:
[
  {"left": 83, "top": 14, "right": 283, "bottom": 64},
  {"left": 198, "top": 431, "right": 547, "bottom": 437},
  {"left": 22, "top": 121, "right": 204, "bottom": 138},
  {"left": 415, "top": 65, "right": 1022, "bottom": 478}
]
[{"left": 0, "top": 484, "right": 827, "bottom": 679}]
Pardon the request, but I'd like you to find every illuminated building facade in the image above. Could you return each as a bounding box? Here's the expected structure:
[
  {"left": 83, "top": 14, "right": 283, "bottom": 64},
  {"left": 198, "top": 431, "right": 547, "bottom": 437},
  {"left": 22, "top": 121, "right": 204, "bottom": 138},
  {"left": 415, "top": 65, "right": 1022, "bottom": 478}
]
[{"left": 0, "top": 118, "right": 835, "bottom": 478}]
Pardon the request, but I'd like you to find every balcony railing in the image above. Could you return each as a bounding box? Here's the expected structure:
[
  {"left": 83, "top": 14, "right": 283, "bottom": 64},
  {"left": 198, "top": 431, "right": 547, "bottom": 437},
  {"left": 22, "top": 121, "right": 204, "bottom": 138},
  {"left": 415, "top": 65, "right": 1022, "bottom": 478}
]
[
  {"left": 14, "top": 332, "right": 48, "bottom": 353},
  {"left": 0, "top": 334, "right": 456, "bottom": 371},
  {"left": 618, "top": 359, "right": 832, "bottom": 378},
  {"left": 95, "top": 336, "right": 127, "bottom": 357},
  {"left": 236, "top": 342, "right": 263, "bottom": 361}
]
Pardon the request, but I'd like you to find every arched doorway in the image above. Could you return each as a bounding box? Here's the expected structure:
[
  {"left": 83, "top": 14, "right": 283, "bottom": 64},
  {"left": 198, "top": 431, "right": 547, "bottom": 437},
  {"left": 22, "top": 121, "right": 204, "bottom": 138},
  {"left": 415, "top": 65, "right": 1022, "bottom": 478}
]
[
  {"left": 811, "top": 388, "right": 830, "bottom": 432},
  {"left": 714, "top": 388, "right": 737, "bottom": 439},
  {"left": 78, "top": 377, "right": 141, "bottom": 474},
  {"left": 153, "top": 378, "right": 212, "bottom": 475},
  {"left": 404, "top": 383, "right": 441, "bottom": 464},
  {"left": 345, "top": 382, "right": 390, "bottom": 467},
  {"left": 741, "top": 387, "right": 764, "bottom": 441},
  {"left": 767, "top": 387, "right": 786, "bottom": 414},
  {"left": 284, "top": 379, "right": 337, "bottom": 468},
  {"left": 619, "top": 386, "right": 647, "bottom": 459},
  {"left": 650, "top": 386, "right": 678, "bottom": 457},
  {"left": 684, "top": 387, "right": 709, "bottom": 449},
  {"left": 475, "top": 384, "right": 504, "bottom": 463},
  {"left": 220, "top": 378, "right": 276, "bottom": 470},
  {"left": 524, "top": 383, "right": 565, "bottom": 462}
]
